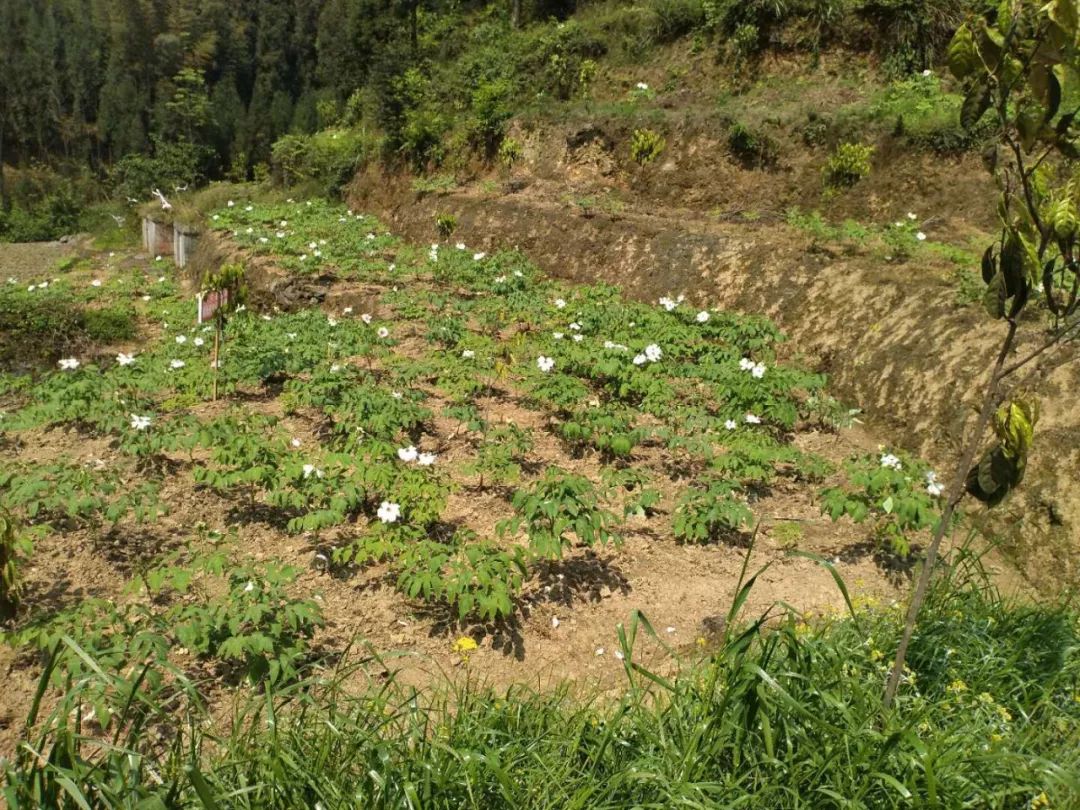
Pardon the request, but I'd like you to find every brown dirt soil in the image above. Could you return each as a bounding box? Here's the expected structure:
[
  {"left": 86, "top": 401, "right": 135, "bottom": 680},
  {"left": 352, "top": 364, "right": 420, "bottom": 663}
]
[
  {"left": 348, "top": 125, "right": 1079, "bottom": 594},
  {"left": 0, "top": 238, "right": 928, "bottom": 758}
]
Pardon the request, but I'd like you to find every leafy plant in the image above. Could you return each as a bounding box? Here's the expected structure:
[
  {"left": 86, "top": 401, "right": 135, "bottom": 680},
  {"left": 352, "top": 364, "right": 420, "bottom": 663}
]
[
  {"left": 673, "top": 479, "right": 753, "bottom": 543},
  {"left": 823, "top": 142, "right": 874, "bottom": 189},
  {"left": 630, "top": 128, "right": 666, "bottom": 166},
  {"left": 146, "top": 555, "right": 324, "bottom": 683},
  {"left": 820, "top": 452, "right": 942, "bottom": 558},
  {"left": 499, "top": 468, "right": 621, "bottom": 559},
  {"left": 0, "top": 509, "right": 32, "bottom": 622}
]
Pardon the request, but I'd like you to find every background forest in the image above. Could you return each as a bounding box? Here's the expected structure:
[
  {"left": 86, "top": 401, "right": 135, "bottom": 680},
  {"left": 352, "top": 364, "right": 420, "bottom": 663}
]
[{"left": 1, "top": 0, "right": 976, "bottom": 240}]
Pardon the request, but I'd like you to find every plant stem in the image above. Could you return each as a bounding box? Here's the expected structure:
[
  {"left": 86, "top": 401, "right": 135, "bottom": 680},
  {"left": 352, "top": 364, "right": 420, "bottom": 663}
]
[
  {"left": 883, "top": 320, "right": 1017, "bottom": 710},
  {"left": 212, "top": 323, "right": 221, "bottom": 402}
]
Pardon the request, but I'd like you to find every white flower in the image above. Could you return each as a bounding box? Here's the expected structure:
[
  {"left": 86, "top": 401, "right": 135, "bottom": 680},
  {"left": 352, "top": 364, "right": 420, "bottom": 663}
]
[
  {"left": 157, "top": 276, "right": 166, "bottom": 282},
  {"left": 330, "top": 364, "right": 342, "bottom": 372},
  {"left": 227, "top": 200, "right": 235, "bottom": 207},
  {"left": 725, "top": 419, "right": 738, "bottom": 430},
  {"left": 292, "top": 438, "right": 302, "bottom": 448},
  {"left": 665, "top": 626, "right": 675, "bottom": 634},
  {"left": 739, "top": 357, "right": 755, "bottom": 371},
  {"left": 572, "top": 334, "right": 583, "bottom": 342},
  {"left": 245, "top": 205, "right": 253, "bottom": 212},
  {"left": 880, "top": 453, "right": 902, "bottom": 471},
  {"left": 553, "top": 332, "right": 564, "bottom": 340},
  {"left": 377, "top": 327, "right": 390, "bottom": 339},
  {"left": 614, "top": 650, "right": 625, "bottom": 661},
  {"left": 696, "top": 311, "right": 709, "bottom": 323},
  {"left": 276, "top": 231, "right": 285, "bottom": 239},
  {"left": 91, "top": 279, "right": 102, "bottom": 287},
  {"left": 280, "top": 220, "right": 288, "bottom": 227},
  {"left": 473, "top": 252, "right": 486, "bottom": 261},
  {"left": 461, "top": 349, "right": 475, "bottom": 359},
  {"left": 175, "top": 335, "right": 187, "bottom": 344},
  {"left": 495, "top": 275, "right": 507, "bottom": 283},
  {"left": 58, "top": 357, "right": 80, "bottom": 370},
  {"left": 921, "top": 69, "right": 932, "bottom": 77},
  {"left": 377, "top": 501, "right": 401, "bottom": 523},
  {"left": 536, "top": 355, "right": 555, "bottom": 373},
  {"left": 302, "top": 464, "right": 324, "bottom": 479},
  {"left": 636, "top": 82, "right": 649, "bottom": 90},
  {"left": 569, "top": 322, "right": 581, "bottom": 331},
  {"left": 328, "top": 317, "right": 338, "bottom": 327},
  {"left": 388, "top": 263, "right": 397, "bottom": 272},
  {"left": 130, "top": 414, "right": 152, "bottom": 431},
  {"left": 170, "top": 359, "right": 185, "bottom": 369},
  {"left": 244, "top": 580, "right": 254, "bottom": 592},
  {"left": 745, "top": 413, "right": 762, "bottom": 424},
  {"left": 916, "top": 232, "right": 927, "bottom": 241},
  {"left": 633, "top": 354, "right": 648, "bottom": 365},
  {"left": 141, "top": 295, "right": 151, "bottom": 301},
  {"left": 644, "top": 344, "right": 662, "bottom": 362},
  {"left": 751, "top": 362, "right": 766, "bottom": 379},
  {"left": 554, "top": 298, "right": 567, "bottom": 309},
  {"left": 193, "top": 337, "right": 204, "bottom": 347},
  {"left": 551, "top": 616, "right": 560, "bottom": 628},
  {"left": 456, "top": 242, "right": 466, "bottom": 250},
  {"left": 907, "top": 212, "right": 917, "bottom": 220},
  {"left": 398, "top": 446, "right": 419, "bottom": 463},
  {"left": 659, "top": 296, "right": 677, "bottom": 311},
  {"left": 286, "top": 332, "right": 297, "bottom": 340},
  {"left": 155, "top": 255, "right": 162, "bottom": 262},
  {"left": 392, "top": 391, "right": 403, "bottom": 399},
  {"left": 418, "top": 452, "right": 437, "bottom": 466},
  {"left": 595, "top": 647, "right": 605, "bottom": 656},
  {"left": 926, "top": 471, "right": 944, "bottom": 496},
  {"left": 343, "top": 306, "right": 354, "bottom": 315},
  {"left": 116, "top": 353, "right": 135, "bottom": 366}
]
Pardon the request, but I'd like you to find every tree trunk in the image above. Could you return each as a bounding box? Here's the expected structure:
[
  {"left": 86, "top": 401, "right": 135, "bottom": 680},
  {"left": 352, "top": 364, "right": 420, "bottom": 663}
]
[
  {"left": 0, "top": 125, "right": 9, "bottom": 213},
  {"left": 511, "top": 0, "right": 521, "bottom": 29}
]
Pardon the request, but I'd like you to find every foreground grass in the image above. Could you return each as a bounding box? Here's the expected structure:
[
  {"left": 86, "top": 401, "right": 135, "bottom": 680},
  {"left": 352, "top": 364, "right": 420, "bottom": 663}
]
[{"left": 3, "top": 553, "right": 1077, "bottom": 809}]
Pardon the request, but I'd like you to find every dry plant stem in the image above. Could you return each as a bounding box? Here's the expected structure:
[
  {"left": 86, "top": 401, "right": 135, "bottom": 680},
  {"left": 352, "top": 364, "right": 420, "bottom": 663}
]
[
  {"left": 883, "top": 320, "right": 1018, "bottom": 711},
  {"left": 212, "top": 325, "right": 220, "bottom": 402}
]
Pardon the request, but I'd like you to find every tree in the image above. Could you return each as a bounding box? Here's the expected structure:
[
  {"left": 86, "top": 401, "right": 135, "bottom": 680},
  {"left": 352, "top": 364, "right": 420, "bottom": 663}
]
[{"left": 884, "top": 0, "right": 1080, "bottom": 710}]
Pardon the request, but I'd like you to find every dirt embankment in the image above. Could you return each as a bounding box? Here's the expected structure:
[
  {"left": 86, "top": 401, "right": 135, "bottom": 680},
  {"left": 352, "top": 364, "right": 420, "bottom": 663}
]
[{"left": 348, "top": 125, "right": 1079, "bottom": 592}]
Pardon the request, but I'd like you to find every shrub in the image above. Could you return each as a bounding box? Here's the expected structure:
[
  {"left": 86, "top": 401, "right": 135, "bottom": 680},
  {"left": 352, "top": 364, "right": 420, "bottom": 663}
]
[
  {"left": 823, "top": 142, "right": 874, "bottom": 189},
  {"left": 270, "top": 129, "right": 369, "bottom": 196},
  {"left": 469, "top": 79, "right": 514, "bottom": 154},
  {"left": 435, "top": 213, "right": 457, "bottom": 239},
  {"left": 630, "top": 128, "right": 666, "bottom": 165},
  {"left": 649, "top": 0, "right": 706, "bottom": 43},
  {"left": 0, "top": 170, "right": 82, "bottom": 243},
  {"left": 727, "top": 122, "right": 779, "bottom": 168},
  {"left": 83, "top": 304, "right": 138, "bottom": 343},
  {"left": 673, "top": 479, "right": 753, "bottom": 543},
  {"left": 498, "top": 136, "right": 523, "bottom": 170}
]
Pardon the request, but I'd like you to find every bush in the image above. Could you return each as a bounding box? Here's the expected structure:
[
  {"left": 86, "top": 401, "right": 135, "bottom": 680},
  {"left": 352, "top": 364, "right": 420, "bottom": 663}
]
[
  {"left": 0, "top": 170, "right": 82, "bottom": 243},
  {"left": 270, "top": 129, "right": 370, "bottom": 196},
  {"left": 727, "top": 122, "right": 779, "bottom": 168},
  {"left": 469, "top": 79, "right": 514, "bottom": 154},
  {"left": 83, "top": 304, "right": 138, "bottom": 343},
  {"left": 823, "top": 142, "right": 874, "bottom": 189},
  {"left": 649, "top": 0, "right": 706, "bottom": 43},
  {"left": 110, "top": 139, "right": 211, "bottom": 203},
  {"left": 630, "top": 128, "right": 666, "bottom": 165}
]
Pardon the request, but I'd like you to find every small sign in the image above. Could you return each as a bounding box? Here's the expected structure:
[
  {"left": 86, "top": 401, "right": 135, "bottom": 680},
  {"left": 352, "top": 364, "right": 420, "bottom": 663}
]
[{"left": 197, "top": 290, "right": 229, "bottom": 324}]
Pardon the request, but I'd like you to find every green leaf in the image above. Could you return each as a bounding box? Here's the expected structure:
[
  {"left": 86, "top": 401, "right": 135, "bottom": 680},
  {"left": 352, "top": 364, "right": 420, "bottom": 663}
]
[
  {"left": 983, "top": 272, "right": 1008, "bottom": 319},
  {"left": 962, "top": 81, "right": 992, "bottom": 131}
]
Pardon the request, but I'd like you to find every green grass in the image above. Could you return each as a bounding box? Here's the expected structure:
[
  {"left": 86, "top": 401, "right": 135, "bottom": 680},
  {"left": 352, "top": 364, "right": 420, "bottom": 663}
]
[{"left": 3, "top": 551, "right": 1077, "bottom": 808}]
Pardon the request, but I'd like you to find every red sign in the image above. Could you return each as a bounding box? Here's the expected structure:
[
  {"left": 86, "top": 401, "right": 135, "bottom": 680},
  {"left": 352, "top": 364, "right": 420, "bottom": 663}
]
[{"left": 198, "top": 290, "right": 229, "bottom": 324}]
